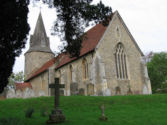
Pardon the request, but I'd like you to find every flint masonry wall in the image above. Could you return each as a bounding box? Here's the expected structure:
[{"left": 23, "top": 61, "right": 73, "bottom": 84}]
[
  {"left": 55, "top": 53, "right": 94, "bottom": 96},
  {"left": 25, "top": 52, "right": 54, "bottom": 79},
  {"left": 95, "top": 12, "right": 149, "bottom": 95},
  {"left": 28, "top": 71, "right": 49, "bottom": 96}
]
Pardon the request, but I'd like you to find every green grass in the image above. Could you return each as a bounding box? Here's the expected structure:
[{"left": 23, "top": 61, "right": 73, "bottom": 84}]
[{"left": 1, "top": 94, "right": 167, "bottom": 125}]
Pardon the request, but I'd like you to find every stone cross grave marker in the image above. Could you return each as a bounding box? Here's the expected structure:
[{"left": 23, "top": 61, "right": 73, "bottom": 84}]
[
  {"left": 99, "top": 104, "right": 108, "bottom": 121},
  {"left": 47, "top": 78, "right": 66, "bottom": 124}
]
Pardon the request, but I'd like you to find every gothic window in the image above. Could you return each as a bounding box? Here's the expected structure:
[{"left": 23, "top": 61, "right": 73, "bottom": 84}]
[
  {"left": 115, "top": 43, "right": 128, "bottom": 79},
  {"left": 82, "top": 58, "right": 88, "bottom": 79},
  {"left": 58, "top": 70, "right": 61, "bottom": 84},
  {"left": 69, "top": 65, "right": 73, "bottom": 83},
  {"left": 41, "top": 74, "right": 45, "bottom": 89}
]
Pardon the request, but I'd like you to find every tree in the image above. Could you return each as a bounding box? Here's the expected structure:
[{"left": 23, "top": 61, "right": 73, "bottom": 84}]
[
  {"left": 8, "top": 71, "right": 25, "bottom": 87},
  {"left": 0, "top": 0, "right": 30, "bottom": 93},
  {"left": 39, "top": 0, "right": 112, "bottom": 56},
  {"left": 0, "top": 0, "right": 112, "bottom": 93},
  {"left": 53, "top": 0, "right": 112, "bottom": 57},
  {"left": 147, "top": 52, "right": 167, "bottom": 93}
]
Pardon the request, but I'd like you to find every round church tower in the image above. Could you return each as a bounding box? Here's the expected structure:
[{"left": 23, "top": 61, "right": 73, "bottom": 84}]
[{"left": 24, "top": 12, "right": 54, "bottom": 79}]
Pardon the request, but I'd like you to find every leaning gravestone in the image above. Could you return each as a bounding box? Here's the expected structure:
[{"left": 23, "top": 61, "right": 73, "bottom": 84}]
[
  {"left": 47, "top": 78, "right": 65, "bottom": 124},
  {"left": 99, "top": 104, "right": 108, "bottom": 121}
]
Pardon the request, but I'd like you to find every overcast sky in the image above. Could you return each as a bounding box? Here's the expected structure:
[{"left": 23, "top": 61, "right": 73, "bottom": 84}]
[{"left": 13, "top": 0, "right": 167, "bottom": 73}]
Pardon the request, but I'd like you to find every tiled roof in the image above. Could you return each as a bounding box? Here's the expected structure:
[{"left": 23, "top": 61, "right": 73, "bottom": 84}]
[
  {"left": 15, "top": 82, "right": 32, "bottom": 91},
  {"left": 26, "top": 53, "right": 63, "bottom": 81},
  {"left": 26, "top": 22, "right": 108, "bottom": 81}
]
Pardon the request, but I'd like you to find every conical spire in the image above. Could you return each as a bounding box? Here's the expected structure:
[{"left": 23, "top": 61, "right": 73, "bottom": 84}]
[{"left": 26, "top": 12, "right": 53, "bottom": 54}]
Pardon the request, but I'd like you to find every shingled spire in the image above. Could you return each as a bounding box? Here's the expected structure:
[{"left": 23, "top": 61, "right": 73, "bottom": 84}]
[
  {"left": 24, "top": 12, "right": 54, "bottom": 79},
  {"left": 26, "top": 12, "right": 53, "bottom": 53}
]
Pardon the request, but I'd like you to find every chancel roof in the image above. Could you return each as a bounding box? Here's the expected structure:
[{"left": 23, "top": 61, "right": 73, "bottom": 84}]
[{"left": 15, "top": 82, "right": 32, "bottom": 91}]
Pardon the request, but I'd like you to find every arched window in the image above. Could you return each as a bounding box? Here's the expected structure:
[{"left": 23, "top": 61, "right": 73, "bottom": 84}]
[
  {"left": 115, "top": 43, "right": 128, "bottom": 79},
  {"left": 82, "top": 58, "right": 88, "bottom": 79},
  {"left": 69, "top": 65, "right": 73, "bottom": 83},
  {"left": 58, "top": 70, "right": 61, "bottom": 84}
]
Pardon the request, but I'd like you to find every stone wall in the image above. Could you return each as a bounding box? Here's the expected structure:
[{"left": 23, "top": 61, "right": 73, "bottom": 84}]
[
  {"left": 53, "top": 12, "right": 152, "bottom": 96},
  {"left": 55, "top": 53, "right": 94, "bottom": 96},
  {"left": 6, "top": 88, "right": 34, "bottom": 98},
  {"left": 95, "top": 11, "right": 152, "bottom": 95},
  {"left": 29, "top": 71, "right": 49, "bottom": 97},
  {"left": 25, "top": 12, "right": 152, "bottom": 97},
  {"left": 25, "top": 51, "right": 54, "bottom": 79}
]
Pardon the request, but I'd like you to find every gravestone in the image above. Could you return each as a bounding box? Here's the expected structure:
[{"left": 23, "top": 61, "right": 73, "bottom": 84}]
[
  {"left": 87, "top": 83, "right": 94, "bottom": 95},
  {"left": 115, "top": 86, "right": 121, "bottom": 95},
  {"left": 99, "top": 104, "right": 108, "bottom": 121},
  {"left": 50, "top": 88, "right": 55, "bottom": 96},
  {"left": 79, "top": 88, "right": 85, "bottom": 95},
  {"left": 47, "top": 78, "right": 65, "bottom": 124},
  {"left": 127, "top": 86, "right": 133, "bottom": 95},
  {"left": 70, "top": 82, "right": 78, "bottom": 95},
  {"left": 60, "top": 89, "right": 65, "bottom": 96}
]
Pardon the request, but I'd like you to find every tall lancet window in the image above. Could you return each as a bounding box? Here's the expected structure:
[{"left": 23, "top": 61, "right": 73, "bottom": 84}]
[
  {"left": 115, "top": 43, "right": 128, "bottom": 79},
  {"left": 69, "top": 65, "right": 73, "bottom": 83},
  {"left": 82, "top": 58, "right": 88, "bottom": 79},
  {"left": 58, "top": 70, "right": 61, "bottom": 84}
]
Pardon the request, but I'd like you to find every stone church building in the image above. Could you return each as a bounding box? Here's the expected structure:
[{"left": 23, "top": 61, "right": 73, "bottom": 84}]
[{"left": 24, "top": 11, "right": 152, "bottom": 97}]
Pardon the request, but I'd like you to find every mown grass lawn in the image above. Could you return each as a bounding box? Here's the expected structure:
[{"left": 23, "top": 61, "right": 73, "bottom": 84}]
[{"left": 0, "top": 94, "right": 167, "bottom": 125}]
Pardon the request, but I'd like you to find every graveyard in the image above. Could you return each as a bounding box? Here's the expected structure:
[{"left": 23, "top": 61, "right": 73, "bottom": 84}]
[{"left": 0, "top": 94, "right": 167, "bottom": 125}]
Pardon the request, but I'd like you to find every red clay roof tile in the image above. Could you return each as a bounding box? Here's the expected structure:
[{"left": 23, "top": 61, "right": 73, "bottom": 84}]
[
  {"left": 26, "top": 22, "right": 108, "bottom": 81},
  {"left": 15, "top": 82, "right": 32, "bottom": 90}
]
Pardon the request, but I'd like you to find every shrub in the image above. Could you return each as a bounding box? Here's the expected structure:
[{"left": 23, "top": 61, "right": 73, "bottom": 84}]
[{"left": 25, "top": 107, "right": 34, "bottom": 118}]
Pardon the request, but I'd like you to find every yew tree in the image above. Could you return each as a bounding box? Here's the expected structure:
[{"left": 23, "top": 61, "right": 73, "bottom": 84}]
[{"left": 0, "top": 0, "right": 30, "bottom": 93}]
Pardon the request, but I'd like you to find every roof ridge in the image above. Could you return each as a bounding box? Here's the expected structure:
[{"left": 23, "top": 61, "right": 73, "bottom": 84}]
[{"left": 26, "top": 14, "right": 115, "bottom": 81}]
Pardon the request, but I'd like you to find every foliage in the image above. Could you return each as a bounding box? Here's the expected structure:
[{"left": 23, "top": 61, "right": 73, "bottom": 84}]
[
  {"left": 25, "top": 107, "right": 34, "bottom": 118},
  {"left": 1, "top": 95, "right": 167, "bottom": 125},
  {"left": 53, "top": 0, "right": 112, "bottom": 57},
  {"left": 0, "top": 0, "right": 112, "bottom": 93},
  {"left": 35, "top": 0, "right": 112, "bottom": 57},
  {"left": 0, "top": 117, "right": 24, "bottom": 125},
  {"left": 8, "top": 71, "right": 25, "bottom": 87},
  {"left": 0, "top": 0, "right": 30, "bottom": 93},
  {"left": 147, "top": 52, "right": 167, "bottom": 93}
]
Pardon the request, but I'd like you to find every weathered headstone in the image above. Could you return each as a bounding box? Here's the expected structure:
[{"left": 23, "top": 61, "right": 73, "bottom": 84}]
[
  {"left": 115, "top": 86, "right": 121, "bottom": 95},
  {"left": 79, "top": 88, "right": 85, "bottom": 95},
  {"left": 87, "top": 83, "right": 94, "bottom": 95},
  {"left": 70, "top": 82, "right": 78, "bottom": 95},
  {"left": 47, "top": 78, "right": 65, "bottom": 124},
  {"left": 99, "top": 104, "right": 108, "bottom": 121},
  {"left": 60, "top": 89, "right": 65, "bottom": 96},
  {"left": 127, "top": 85, "right": 133, "bottom": 95}
]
